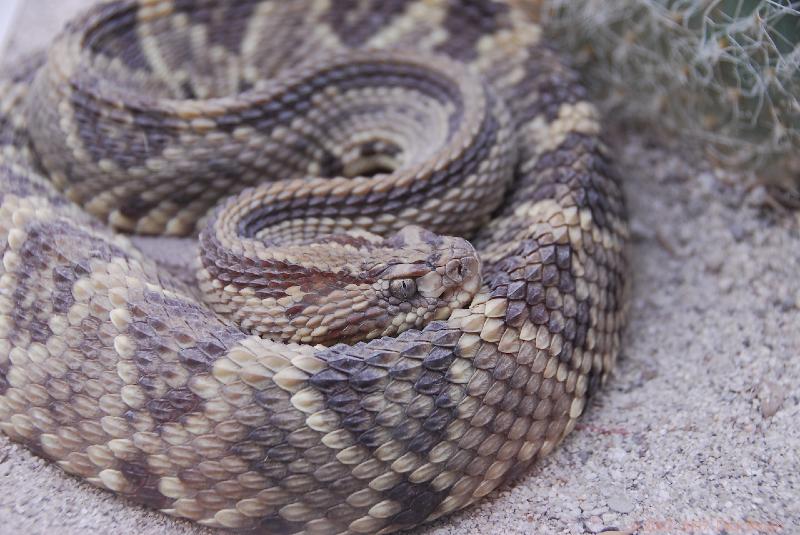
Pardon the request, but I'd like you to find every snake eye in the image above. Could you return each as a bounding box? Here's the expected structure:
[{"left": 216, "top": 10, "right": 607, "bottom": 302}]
[{"left": 389, "top": 278, "right": 417, "bottom": 300}]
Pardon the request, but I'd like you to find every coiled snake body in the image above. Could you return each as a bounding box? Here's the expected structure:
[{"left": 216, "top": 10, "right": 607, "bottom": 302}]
[{"left": 0, "top": 1, "right": 628, "bottom": 533}]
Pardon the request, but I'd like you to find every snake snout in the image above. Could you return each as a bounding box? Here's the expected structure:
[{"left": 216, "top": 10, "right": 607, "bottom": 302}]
[
  {"left": 448, "top": 253, "right": 482, "bottom": 293},
  {"left": 414, "top": 235, "right": 481, "bottom": 308},
  {"left": 442, "top": 238, "right": 481, "bottom": 287}
]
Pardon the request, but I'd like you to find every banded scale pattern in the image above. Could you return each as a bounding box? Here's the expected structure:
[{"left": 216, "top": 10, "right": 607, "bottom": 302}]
[{"left": 0, "top": 1, "right": 629, "bottom": 534}]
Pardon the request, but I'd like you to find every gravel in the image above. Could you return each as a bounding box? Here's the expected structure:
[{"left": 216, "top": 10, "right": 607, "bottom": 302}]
[{"left": 1, "top": 2, "right": 798, "bottom": 534}]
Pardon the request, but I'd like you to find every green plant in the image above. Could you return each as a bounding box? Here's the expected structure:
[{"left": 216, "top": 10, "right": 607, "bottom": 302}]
[{"left": 542, "top": 0, "right": 800, "bottom": 168}]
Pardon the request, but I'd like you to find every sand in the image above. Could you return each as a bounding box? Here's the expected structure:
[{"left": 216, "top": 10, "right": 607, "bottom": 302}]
[{"left": 0, "top": 2, "right": 798, "bottom": 534}]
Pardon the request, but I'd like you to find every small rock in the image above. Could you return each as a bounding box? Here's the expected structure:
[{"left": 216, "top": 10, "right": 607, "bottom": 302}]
[
  {"left": 704, "top": 250, "right": 725, "bottom": 273},
  {"left": 601, "top": 512, "right": 618, "bottom": 523},
  {"left": 606, "top": 494, "right": 635, "bottom": 514},
  {"left": 758, "top": 381, "right": 786, "bottom": 418},
  {"left": 697, "top": 172, "right": 716, "bottom": 193},
  {"left": 629, "top": 218, "right": 655, "bottom": 242},
  {"left": 585, "top": 515, "right": 605, "bottom": 533},
  {"left": 729, "top": 219, "right": 751, "bottom": 241},
  {"left": 718, "top": 277, "right": 734, "bottom": 293},
  {"left": 744, "top": 185, "right": 768, "bottom": 207},
  {"left": 641, "top": 366, "right": 658, "bottom": 381}
]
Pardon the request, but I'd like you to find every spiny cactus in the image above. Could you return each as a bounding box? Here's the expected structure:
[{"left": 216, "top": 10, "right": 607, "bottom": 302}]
[{"left": 541, "top": 0, "right": 800, "bottom": 169}]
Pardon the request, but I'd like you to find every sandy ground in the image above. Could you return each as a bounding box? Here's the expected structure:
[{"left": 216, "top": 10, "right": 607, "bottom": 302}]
[{"left": 1, "top": 2, "right": 798, "bottom": 535}]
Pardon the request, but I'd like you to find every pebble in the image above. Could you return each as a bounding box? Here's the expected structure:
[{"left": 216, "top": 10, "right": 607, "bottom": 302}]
[
  {"left": 729, "top": 222, "right": 746, "bottom": 241},
  {"left": 704, "top": 250, "right": 725, "bottom": 273},
  {"left": 717, "top": 277, "right": 734, "bottom": 293},
  {"left": 758, "top": 381, "right": 786, "bottom": 418},
  {"left": 606, "top": 494, "right": 635, "bottom": 514},
  {"left": 584, "top": 515, "right": 605, "bottom": 533}
]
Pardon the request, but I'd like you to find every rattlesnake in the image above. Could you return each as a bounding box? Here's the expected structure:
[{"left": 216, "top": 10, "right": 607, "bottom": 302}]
[{"left": 0, "top": 1, "right": 629, "bottom": 533}]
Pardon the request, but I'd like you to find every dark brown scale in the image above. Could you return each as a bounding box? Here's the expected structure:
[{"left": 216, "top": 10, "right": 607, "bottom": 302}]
[
  {"left": 24, "top": 317, "right": 51, "bottom": 344},
  {"left": 84, "top": 0, "right": 146, "bottom": 71},
  {"left": 79, "top": 1, "right": 138, "bottom": 52},
  {"left": 502, "top": 45, "right": 590, "bottom": 125},
  {"left": 174, "top": 1, "right": 260, "bottom": 57},
  {"left": 0, "top": 164, "right": 66, "bottom": 205},
  {"left": 388, "top": 481, "right": 450, "bottom": 529},
  {"left": 436, "top": 0, "right": 510, "bottom": 61},
  {"left": 70, "top": 96, "right": 173, "bottom": 171},
  {"left": 0, "top": 368, "right": 8, "bottom": 395},
  {"left": 8, "top": 222, "right": 120, "bottom": 350},
  {"left": 147, "top": 387, "right": 202, "bottom": 423},
  {"left": 324, "top": 0, "right": 416, "bottom": 47}
]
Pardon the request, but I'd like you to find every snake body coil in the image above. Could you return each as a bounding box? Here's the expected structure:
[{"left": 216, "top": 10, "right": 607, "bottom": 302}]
[{"left": 0, "top": 1, "right": 629, "bottom": 533}]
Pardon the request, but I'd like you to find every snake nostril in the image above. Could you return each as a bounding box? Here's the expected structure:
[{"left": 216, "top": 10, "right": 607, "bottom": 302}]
[
  {"left": 459, "top": 261, "right": 468, "bottom": 279},
  {"left": 446, "top": 259, "right": 463, "bottom": 283}
]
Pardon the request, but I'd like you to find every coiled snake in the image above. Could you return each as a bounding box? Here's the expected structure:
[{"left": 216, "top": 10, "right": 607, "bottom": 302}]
[{"left": 0, "top": 1, "right": 629, "bottom": 533}]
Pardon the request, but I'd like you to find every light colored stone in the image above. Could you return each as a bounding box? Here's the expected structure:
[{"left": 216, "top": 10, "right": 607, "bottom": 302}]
[{"left": 606, "top": 493, "right": 635, "bottom": 514}]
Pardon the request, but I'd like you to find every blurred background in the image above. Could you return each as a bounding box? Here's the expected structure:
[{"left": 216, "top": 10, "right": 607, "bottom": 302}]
[{"left": 544, "top": 0, "right": 799, "bottom": 198}]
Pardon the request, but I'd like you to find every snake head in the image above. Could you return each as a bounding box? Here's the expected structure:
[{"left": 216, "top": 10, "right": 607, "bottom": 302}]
[
  {"left": 365, "top": 225, "right": 482, "bottom": 335},
  {"left": 200, "top": 213, "right": 482, "bottom": 345}
]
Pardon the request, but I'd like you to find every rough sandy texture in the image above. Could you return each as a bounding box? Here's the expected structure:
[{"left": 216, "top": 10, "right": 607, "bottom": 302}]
[{"left": 1, "top": 2, "right": 798, "bottom": 534}]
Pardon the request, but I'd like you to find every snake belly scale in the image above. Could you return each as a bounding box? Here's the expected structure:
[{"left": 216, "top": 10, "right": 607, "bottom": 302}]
[{"left": 0, "top": 1, "right": 629, "bottom": 534}]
